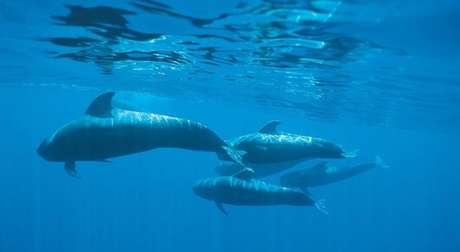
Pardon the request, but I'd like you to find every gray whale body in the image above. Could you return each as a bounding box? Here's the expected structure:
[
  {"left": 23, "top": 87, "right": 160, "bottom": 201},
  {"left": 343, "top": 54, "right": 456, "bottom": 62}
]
[
  {"left": 193, "top": 168, "right": 327, "bottom": 215},
  {"left": 37, "top": 92, "right": 242, "bottom": 176}
]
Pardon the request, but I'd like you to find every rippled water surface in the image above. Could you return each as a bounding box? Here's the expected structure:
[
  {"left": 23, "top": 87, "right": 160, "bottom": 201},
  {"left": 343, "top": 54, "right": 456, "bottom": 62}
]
[{"left": 2, "top": 0, "right": 459, "bottom": 129}]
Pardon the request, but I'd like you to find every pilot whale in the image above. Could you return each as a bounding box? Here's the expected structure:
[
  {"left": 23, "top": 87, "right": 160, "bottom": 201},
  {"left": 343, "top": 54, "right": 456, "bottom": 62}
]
[
  {"left": 37, "top": 92, "right": 244, "bottom": 177},
  {"left": 193, "top": 168, "right": 327, "bottom": 215},
  {"left": 280, "top": 156, "right": 387, "bottom": 189},
  {"left": 216, "top": 120, "right": 358, "bottom": 177}
]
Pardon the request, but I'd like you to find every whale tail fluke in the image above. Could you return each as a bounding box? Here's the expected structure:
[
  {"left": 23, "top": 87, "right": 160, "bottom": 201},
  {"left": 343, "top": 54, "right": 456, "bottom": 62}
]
[
  {"left": 221, "top": 146, "right": 246, "bottom": 167},
  {"left": 300, "top": 188, "right": 328, "bottom": 215},
  {"left": 314, "top": 199, "right": 329, "bottom": 215},
  {"left": 375, "top": 155, "right": 390, "bottom": 169},
  {"left": 343, "top": 149, "right": 359, "bottom": 159}
]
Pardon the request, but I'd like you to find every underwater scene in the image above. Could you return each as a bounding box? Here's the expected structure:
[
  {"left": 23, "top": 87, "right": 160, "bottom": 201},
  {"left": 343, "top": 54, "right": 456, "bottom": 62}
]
[{"left": 1, "top": 0, "right": 459, "bottom": 251}]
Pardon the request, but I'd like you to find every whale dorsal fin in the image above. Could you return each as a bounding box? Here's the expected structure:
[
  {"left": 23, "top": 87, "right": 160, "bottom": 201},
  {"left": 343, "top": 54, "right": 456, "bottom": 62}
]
[
  {"left": 258, "top": 120, "right": 281, "bottom": 134},
  {"left": 86, "top": 92, "right": 116, "bottom": 117},
  {"left": 232, "top": 168, "right": 255, "bottom": 180}
]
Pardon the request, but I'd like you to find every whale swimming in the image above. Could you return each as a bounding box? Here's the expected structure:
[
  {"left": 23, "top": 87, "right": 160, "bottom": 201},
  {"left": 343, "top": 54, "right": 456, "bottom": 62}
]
[
  {"left": 37, "top": 92, "right": 244, "bottom": 176},
  {"left": 216, "top": 120, "right": 358, "bottom": 177},
  {"left": 193, "top": 168, "right": 327, "bottom": 215},
  {"left": 280, "top": 157, "right": 386, "bottom": 189}
]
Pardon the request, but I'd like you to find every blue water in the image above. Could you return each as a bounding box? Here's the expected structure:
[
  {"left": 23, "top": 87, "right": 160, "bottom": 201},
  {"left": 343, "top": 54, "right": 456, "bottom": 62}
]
[{"left": 1, "top": 0, "right": 459, "bottom": 251}]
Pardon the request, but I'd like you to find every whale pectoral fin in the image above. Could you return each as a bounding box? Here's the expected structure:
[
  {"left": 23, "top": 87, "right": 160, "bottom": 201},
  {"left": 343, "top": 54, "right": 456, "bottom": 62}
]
[
  {"left": 215, "top": 202, "right": 228, "bottom": 215},
  {"left": 375, "top": 155, "right": 390, "bottom": 169},
  {"left": 299, "top": 188, "right": 328, "bottom": 215},
  {"left": 258, "top": 120, "right": 281, "bottom": 134},
  {"left": 232, "top": 168, "right": 255, "bottom": 180},
  {"left": 64, "top": 161, "right": 79, "bottom": 178},
  {"left": 85, "top": 92, "right": 116, "bottom": 118},
  {"left": 314, "top": 199, "right": 329, "bottom": 215}
]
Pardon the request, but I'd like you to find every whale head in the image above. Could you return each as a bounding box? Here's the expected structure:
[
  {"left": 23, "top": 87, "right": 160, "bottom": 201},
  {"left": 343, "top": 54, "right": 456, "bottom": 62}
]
[
  {"left": 37, "top": 137, "right": 61, "bottom": 161},
  {"left": 316, "top": 140, "right": 348, "bottom": 159},
  {"left": 192, "top": 178, "right": 225, "bottom": 201},
  {"left": 192, "top": 179, "right": 212, "bottom": 200},
  {"left": 37, "top": 138, "right": 51, "bottom": 160}
]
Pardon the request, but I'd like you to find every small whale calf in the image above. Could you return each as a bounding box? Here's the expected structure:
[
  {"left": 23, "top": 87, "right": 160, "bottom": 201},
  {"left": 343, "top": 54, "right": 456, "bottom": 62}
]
[
  {"left": 193, "top": 168, "right": 328, "bottom": 215},
  {"left": 280, "top": 156, "right": 387, "bottom": 189},
  {"left": 216, "top": 120, "right": 358, "bottom": 178},
  {"left": 37, "top": 92, "right": 243, "bottom": 177}
]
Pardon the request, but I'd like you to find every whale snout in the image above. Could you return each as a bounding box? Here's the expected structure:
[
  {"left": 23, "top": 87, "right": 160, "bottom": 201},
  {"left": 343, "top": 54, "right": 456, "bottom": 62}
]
[
  {"left": 192, "top": 180, "right": 208, "bottom": 195},
  {"left": 37, "top": 139, "right": 52, "bottom": 161},
  {"left": 192, "top": 180, "right": 215, "bottom": 201},
  {"left": 192, "top": 183, "right": 199, "bottom": 194},
  {"left": 319, "top": 141, "right": 346, "bottom": 158},
  {"left": 37, "top": 140, "right": 46, "bottom": 157},
  {"left": 192, "top": 183, "right": 205, "bottom": 198}
]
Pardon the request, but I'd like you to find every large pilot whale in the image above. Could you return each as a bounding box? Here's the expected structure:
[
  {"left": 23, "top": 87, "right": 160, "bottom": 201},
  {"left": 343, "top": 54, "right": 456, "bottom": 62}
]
[
  {"left": 193, "top": 168, "right": 327, "bottom": 215},
  {"left": 37, "top": 92, "right": 244, "bottom": 177},
  {"left": 216, "top": 120, "right": 358, "bottom": 177},
  {"left": 280, "top": 157, "right": 387, "bottom": 189}
]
